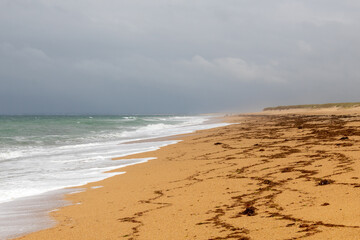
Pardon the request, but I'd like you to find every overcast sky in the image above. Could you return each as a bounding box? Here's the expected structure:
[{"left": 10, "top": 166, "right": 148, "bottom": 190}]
[{"left": 1, "top": 0, "right": 359, "bottom": 114}]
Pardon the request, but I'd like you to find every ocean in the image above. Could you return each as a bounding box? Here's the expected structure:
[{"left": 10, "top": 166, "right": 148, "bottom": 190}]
[{"left": 0, "top": 115, "right": 227, "bottom": 239}]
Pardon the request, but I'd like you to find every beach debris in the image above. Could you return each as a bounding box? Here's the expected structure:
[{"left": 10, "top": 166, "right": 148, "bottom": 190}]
[
  {"left": 196, "top": 222, "right": 208, "bottom": 225},
  {"left": 214, "top": 142, "right": 222, "bottom": 145},
  {"left": 281, "top": 167, "right": 293, "bottom": 173},
  {"left": 318, "top": 179, "right": 334, "bottom": 186},
  {"left": 339, "top": 136, "right": 349, "bottom": 140},
  {"left": 299, "top": 224, "right": 309, "bottom": 228},
  {"left": 259, "top": 149, "right": 265, "bottom": 152},
  {"left": 263, "top": 179, "right": 272, "bottom": 184},
  {"left": 236, "top": 168, "right": 245, "bottom": 174},
  {"left": 241, "top": 206, "right": 257, "bottom": 216},
  {"left": 262, "top": 179, "right": 276, "bottom": 186},
  {"left": 335, "top": 142, "right": 353, "bottom": 147},
  {"left": 321, "top": 202, "right": 330, "bottom": 206}
]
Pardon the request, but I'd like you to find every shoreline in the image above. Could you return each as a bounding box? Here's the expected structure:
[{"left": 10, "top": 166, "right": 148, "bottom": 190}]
[
  {"left": 15, "top": 109, "right": 360, "bottom": 239},
  {"left": 4, "top": 116, "right": 227, "bottom": 240}
]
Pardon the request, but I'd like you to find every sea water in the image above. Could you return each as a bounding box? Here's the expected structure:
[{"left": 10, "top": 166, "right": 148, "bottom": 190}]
[{"left": 0, "top": 115, "right": 227, "bottom": 239}]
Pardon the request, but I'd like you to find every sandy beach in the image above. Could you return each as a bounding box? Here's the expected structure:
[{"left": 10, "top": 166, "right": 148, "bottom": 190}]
[{"left": 15, "top": 109, "right": 360, "bottom": 240}]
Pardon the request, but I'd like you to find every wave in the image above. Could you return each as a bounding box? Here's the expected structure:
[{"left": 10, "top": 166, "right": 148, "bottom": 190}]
[
  {"left": 0, "top": 115, "right": 227, "bottom": 204},
  {"left": 0, "top": 115, "right": 229, "bottom": 239}
]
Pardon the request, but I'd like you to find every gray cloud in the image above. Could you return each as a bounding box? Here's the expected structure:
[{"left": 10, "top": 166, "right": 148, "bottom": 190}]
[{"left": 1, "top": 0, "right": 360, "bottom": 114}]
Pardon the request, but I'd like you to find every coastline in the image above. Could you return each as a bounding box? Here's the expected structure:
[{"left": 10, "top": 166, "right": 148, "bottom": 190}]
[
  {"left": 0, "top": 115, "right": 228, "bottom": 239},
  {"left": 3, "top": 115, "right": 227, "bottom": 240},
  {"left": 15, "top": 109, "right": 360, "bottom": 239}
]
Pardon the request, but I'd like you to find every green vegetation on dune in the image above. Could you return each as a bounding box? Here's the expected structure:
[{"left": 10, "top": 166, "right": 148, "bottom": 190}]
[{"left": 263, "top": 102, "right": 360, "bottom": 111}]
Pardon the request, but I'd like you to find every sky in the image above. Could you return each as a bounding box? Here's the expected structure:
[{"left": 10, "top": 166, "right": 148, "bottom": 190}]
[{"left": 1, "top": 0, "right": 360, "bottom": 114}]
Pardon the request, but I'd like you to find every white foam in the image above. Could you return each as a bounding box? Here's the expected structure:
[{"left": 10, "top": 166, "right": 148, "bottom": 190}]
[
  {"left": 0, "top": 115, "right": 230, "bottom": 239},
  {"left": 0, "top": 158, "right": 155, "bottom": 239},
  {"left": 0, "top": 156, "right": 157, "bottom": 204},
  {"left": 0, "top": 189, "right": 73, "bottom": 240},
  {"left": 117, "top": 118, "right": 224, "bottom": 141},
  {"left": 0, "top": 118, "right": 228, "bottom": 204}
]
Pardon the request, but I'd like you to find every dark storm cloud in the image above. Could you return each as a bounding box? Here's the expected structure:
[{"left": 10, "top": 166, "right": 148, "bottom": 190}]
[{"left": 1, "top": 0, "right": 360, "bottom": 114}]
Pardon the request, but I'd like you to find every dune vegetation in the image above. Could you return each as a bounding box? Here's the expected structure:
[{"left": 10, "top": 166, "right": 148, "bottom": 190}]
[{"left": 264, "top": 102, "right": 360, "bottom": 111}]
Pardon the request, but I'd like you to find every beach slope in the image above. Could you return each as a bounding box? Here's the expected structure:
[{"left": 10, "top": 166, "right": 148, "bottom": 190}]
[{"left": 17, "top": 110, "right": 360, "bottom": 239}]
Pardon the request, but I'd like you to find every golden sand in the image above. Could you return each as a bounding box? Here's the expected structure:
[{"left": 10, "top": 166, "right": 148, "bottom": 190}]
[{"left": 16, "top": 109, "right": 360, "bottom": 240}]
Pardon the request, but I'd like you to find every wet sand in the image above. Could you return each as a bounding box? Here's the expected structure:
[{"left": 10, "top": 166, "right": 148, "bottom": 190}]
[{"left": 16, "top": 109, "right": 360, "bottom": 239}]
